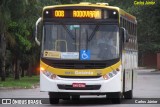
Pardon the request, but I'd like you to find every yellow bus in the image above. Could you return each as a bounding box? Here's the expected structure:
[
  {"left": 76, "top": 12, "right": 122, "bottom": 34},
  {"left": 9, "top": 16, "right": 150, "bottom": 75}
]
[{"left": 35, "top": 2, "right": 138, "bottom": 104}]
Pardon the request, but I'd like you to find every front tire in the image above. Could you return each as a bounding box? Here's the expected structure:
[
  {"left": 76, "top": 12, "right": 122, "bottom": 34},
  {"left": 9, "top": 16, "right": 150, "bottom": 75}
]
[
  {"left": 71, "top": 95, "right": 80, "bottom": 100},
  {"left": 107, "top": 92, "right": 122, "bottom": 104},
  {"left": 49, "top": 92, "right": 59, "bottom": 104},
  {"left": 124, "top": 90, "right": 133, "bottom": 99}
]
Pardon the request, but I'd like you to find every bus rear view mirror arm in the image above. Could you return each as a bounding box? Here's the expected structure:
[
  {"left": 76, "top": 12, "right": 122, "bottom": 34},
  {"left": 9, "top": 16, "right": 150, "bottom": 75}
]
[
  {"left": 120, "top": 27, "right": 129, "bottom": 43},
  {"left": 35, "top": 17, "right": 42, "bottom": 46}
]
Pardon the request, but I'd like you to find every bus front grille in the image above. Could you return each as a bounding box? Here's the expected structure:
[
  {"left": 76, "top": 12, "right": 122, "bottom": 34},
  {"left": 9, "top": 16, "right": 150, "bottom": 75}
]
[
  {"left": 58, "top": 76, "right": 101, "bottom": 79},
  {"left": 52, "top": 63, "right": 106, "bottom": 69}
]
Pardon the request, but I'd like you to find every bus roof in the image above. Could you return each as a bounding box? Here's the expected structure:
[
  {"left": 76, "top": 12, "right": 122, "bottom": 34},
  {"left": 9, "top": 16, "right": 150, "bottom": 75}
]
[{"left": 43, "top": 3, "right": 136, "bottom": 22}]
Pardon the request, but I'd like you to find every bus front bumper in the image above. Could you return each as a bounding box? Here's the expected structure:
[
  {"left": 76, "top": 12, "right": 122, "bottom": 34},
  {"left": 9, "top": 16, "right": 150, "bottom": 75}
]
[{"left": 40, "top": 72, "right": 122, "bottom": 93}]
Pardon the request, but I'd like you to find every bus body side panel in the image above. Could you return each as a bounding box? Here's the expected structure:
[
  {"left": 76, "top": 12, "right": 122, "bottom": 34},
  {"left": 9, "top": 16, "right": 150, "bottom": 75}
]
[
  {"left": 122, "top": 50, "right": 133, "bottom": 92},
  {"left": 123, "top": 50, "right": 138, "bottom": 92}
]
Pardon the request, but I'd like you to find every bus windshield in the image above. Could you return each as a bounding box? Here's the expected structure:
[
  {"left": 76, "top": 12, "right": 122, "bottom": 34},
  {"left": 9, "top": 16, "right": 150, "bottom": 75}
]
[{"left": 42, "top": 23, "right": 119, "bottom": 60}]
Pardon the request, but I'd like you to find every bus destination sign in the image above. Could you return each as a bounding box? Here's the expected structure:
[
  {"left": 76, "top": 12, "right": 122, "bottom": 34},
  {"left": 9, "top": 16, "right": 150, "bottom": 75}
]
[
  {"left": 44, "top": 8, "right": 118, "bottom": 20},
  {"left": 53, "top": 9, "right": 102, "bottom": 19}
]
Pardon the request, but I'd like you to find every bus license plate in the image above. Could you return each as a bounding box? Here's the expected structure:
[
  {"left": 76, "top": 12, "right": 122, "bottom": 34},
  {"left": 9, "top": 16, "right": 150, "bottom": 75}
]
[{"left": 72, "top": 83, "right": 86, "bottom": 88}]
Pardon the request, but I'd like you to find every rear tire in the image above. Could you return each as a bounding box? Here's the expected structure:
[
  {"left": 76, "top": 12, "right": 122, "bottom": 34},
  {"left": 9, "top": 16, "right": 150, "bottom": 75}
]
[{"left": 49, "top": 92, "right": 59, "bottom": 104}]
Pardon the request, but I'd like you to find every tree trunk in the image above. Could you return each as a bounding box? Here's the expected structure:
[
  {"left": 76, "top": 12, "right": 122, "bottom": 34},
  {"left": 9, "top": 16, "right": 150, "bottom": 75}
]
[
  {"left": 21, "top": 67, "right": 24, "bottom": 77},
  {"left": 1, "top": 33, "right": 6, "bottom": 81},
  {"left": 0, "top": 61, "right": 1, "bottom": 77},
  {"left": 0, "top": 34, "right": 1, "bottom": 77},
  {"left": 21, "top": 61, "right": 28, "bottom": 77},
  {"left": 28, "top": 63, "right": 32, "bottom": 77},
  {"left": 14, "top": 58, "right": 20, "bottom": 80}
]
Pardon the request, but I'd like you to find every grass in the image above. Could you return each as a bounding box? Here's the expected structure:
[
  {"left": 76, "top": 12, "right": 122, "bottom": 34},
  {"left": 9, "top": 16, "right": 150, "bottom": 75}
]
[{"left": 0, "top": 76, "right": 40, "bottom": 89}]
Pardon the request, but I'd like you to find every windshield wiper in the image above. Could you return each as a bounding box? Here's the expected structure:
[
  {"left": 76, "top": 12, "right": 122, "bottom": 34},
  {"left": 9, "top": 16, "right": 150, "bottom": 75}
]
[
  {"left": 62, "top": 25, "right": 75, "bottom": 40},
  {"left": 88, "top": 24, "right": 100, "bottom": 41},
  {"left": 85, "top": 29, "right": 89, "bottom": 50}
]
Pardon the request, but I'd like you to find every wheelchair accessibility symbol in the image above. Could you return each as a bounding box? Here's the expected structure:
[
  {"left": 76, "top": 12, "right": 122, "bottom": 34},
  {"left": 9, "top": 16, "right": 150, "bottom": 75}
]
[{"left": 80, "top": 50, "right": 90, "bottom": 60}]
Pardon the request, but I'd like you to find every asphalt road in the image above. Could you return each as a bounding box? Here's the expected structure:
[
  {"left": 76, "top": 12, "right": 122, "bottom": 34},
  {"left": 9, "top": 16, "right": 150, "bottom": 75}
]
[{"left": 0, "top": 68, "right": 160, "bottom": 107}]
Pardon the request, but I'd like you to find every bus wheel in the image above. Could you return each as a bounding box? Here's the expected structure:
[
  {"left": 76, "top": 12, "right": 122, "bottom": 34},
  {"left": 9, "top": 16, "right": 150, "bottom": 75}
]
[
  {"left": 49, "top": 92, "right": 59, "bottom": 104},
  {"left": 71, "top": 95, "right": 80, "bottom": 100},
  {"left": 124, "top": 90, "right": 133, "bottom": 99},
  {"left": 107, "top": 92, "right": 122, "bottom": 104}
]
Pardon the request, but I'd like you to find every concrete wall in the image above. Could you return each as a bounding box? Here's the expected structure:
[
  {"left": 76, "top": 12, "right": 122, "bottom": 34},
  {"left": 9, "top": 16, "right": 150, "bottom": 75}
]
[
  {"left": 142, "top": 53, "right": 157, "bottom": 68},
  {"left": 157, "top": 53, "right": 160, "bottom": 69}
]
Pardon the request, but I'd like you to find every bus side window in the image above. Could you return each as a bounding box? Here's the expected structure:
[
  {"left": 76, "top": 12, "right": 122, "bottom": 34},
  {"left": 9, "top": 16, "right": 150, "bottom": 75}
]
[
  {"left": 132, "top": 23, "right": 134, "bottom": 35},
  {"left": 120, "top": 17, "right": 123, "bottom": 27}
]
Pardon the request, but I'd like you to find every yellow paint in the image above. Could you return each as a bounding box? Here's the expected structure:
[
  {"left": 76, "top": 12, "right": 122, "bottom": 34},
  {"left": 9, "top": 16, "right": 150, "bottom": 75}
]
[{"left": 40, "top": 60, "right": 121, "bottom": 76}]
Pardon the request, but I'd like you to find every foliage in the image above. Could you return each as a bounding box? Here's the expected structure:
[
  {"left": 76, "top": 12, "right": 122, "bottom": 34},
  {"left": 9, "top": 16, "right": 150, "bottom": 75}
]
[
  {"left": 136, "top": 1, "right": 160, "bottom": 53},
  {"left": 0, "top": 0, "right": 11, "bottom": 34},
  {"left": 0, "top": 76, "right": 39, "bottom": 88},
  {"left": 8, "top": 21, "right": 31, "bottom": 52},
  {"left": 108, "top": 0, "right": 160, "bottom": 53}
]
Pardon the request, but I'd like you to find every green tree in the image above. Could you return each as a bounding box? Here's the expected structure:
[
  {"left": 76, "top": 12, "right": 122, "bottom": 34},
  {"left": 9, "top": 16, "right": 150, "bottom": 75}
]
[
  {"left": 0, "top": 0, "right": 11, "bottom": 81},
  {"left": 8, "top": 21, "right": 32, "bottom": 79},
  {"left": 7, "top": 0, "right": 40, "bottom": 79}
]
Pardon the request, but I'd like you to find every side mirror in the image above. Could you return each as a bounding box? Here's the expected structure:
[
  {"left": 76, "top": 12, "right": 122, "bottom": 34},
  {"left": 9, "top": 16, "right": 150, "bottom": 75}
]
[
  {"left": 120, "top": 27, "right": 129, "bottom": 43},
  {"left": 35, "top": 17, "right": 42, "bottom": 46}
]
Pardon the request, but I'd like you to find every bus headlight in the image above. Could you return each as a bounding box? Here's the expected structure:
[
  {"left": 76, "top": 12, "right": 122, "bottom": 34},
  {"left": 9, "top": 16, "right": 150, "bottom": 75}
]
[
  {"left": 40, "top": 67, "right": 57, "bottom": 79},
  {"left": 103, "top": 68, "right": 119, "bottom": 80}
]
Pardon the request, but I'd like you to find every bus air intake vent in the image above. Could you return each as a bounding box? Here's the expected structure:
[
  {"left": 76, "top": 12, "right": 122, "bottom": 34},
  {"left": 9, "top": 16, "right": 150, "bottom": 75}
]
[
  {"left": 52, "top": 62, "right": 106, "bottom": 69},
  {"left": 58, "top": 76, "right": 101, "bottom": 79}
]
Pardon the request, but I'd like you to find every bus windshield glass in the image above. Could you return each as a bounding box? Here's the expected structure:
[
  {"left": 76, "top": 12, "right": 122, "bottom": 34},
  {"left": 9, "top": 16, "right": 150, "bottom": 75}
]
[{"left": 42, "top": 23, "right": 119, "bottom": 60}]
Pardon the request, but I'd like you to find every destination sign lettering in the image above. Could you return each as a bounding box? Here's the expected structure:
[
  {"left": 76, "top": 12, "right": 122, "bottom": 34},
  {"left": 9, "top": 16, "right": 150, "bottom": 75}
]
[
  {"left": 43, "top": 7, "right": 118, "bottom": 20},
  {"left": 53, "top": 9, "right": 101, "bottom": 19}
]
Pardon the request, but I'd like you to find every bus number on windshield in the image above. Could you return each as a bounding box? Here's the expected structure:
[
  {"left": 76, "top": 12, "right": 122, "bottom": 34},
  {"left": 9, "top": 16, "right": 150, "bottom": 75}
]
[{"left": 55, "top": 10, "right": 64, "bottom": 17}]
